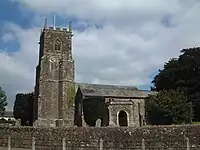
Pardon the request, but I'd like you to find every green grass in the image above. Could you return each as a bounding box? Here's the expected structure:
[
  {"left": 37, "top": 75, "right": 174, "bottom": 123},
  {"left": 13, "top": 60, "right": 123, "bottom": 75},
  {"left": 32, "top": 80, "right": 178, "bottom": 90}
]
[{"left": 192, "top": 122, "right": 200, "bottom": 124}]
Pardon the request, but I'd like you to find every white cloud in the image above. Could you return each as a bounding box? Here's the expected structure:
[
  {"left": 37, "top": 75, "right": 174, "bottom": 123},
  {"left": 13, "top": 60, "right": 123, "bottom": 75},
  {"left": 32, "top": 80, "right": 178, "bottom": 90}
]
[
  {"left": 1, "top": 0, "right": 200, "bottom": 109},
  {"left": 0, "top": 24, "right": 40, "bottom": 110},
  {"left": 13, "top": 0, "right": 180, "bottom": 22}
]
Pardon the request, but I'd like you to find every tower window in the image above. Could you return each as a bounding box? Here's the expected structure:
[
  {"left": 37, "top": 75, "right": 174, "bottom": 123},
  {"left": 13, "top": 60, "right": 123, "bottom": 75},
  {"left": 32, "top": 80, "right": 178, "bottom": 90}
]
[
  {"left": 55, "top": 44, "right": 61, "bottom": 51},
  {"left": 54, "top": 38, "right": 62, "bottom": 51}
]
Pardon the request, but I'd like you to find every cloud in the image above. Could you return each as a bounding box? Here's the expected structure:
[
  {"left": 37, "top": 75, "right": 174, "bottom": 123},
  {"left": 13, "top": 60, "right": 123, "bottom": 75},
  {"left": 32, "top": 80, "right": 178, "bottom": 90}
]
[
  {"left": 1, "top": 0, "right": 200, "bottom": 110},
  {"left": 1, "top": 33, "right": 15, "bottom": 42},
  {"left": 12, "top": 0, "right": 198, "bottom": 26},
  {"left": 0, "top": 23, "right": 40, "bottom": 110}
]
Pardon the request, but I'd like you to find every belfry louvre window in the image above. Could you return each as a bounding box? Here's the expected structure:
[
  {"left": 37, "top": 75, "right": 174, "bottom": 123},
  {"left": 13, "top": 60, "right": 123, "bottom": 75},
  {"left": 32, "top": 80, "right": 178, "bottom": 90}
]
[
  {"left": 54, "top": 39, "right": 62, "bottom": 51},
  {"left": 55, "top": 43, "right": 61, "bottom": 50}
]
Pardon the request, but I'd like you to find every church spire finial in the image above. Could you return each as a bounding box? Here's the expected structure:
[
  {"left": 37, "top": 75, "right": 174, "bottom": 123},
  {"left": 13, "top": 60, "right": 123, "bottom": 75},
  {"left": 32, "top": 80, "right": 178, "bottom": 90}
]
[
  {"left": 44, "top": 17, "right": 47, "bottom": 29},
  {"left": 53, "top": 14, "right": 56, "bottom": 29},
  {"left": 69, "top": 21, "right": 72, "bottom": 32}
]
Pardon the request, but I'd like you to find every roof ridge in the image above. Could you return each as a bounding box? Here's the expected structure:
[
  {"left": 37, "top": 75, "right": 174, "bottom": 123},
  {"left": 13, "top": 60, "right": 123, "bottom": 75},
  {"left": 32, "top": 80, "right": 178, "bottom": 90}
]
[{"left": 76, "top": 82, "right": 138, "bottom": 90}]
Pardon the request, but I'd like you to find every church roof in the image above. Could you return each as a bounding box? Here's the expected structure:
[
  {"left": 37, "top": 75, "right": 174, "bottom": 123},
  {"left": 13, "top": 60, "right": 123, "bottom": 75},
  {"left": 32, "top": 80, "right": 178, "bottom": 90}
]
[{"left": 76, "top": 83, "right": 155, "bottom": 98}]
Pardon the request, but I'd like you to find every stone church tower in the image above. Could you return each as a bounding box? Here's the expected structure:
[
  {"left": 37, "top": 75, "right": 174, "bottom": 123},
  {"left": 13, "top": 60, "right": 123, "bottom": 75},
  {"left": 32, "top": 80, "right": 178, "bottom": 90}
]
[{"left": 33, "top": 24, "right": 75, "bottom": 127}]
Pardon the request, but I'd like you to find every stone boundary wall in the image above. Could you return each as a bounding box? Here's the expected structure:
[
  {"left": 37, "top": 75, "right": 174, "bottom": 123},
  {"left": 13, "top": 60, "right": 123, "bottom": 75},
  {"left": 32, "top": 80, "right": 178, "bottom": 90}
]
[{"left": 0, "top": 125, "right": 200, "bottom": 150}]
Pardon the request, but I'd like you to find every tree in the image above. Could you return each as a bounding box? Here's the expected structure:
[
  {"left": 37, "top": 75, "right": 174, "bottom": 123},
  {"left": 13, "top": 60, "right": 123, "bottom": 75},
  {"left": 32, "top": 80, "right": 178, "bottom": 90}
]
[
  {"left": 146, "top": 88, "right": 193, "bottom": 125},
  {"left": 13, "top": 92, "right": 34, "bottom": 126},
  {"left": 152, "top": 47, "right": 200, "bottom": 121},
  {"left": 0, "top": 86, "right": 8, "bottom": 116}
]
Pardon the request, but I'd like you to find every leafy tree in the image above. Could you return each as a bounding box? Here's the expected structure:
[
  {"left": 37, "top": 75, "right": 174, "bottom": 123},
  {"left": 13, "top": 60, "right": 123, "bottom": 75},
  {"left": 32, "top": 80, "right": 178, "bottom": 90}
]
[
  {"left": 152, "top": 47, "right": 200, "bottom": 121},
  {"left": 0, "top": 86, "right": 8, "bottom": 116},
  {"left": 146, "top": 88, "right": 193, "bottom": 125},
  {"left": 13, "top": 92, "right": 34, "bottom": 126}
]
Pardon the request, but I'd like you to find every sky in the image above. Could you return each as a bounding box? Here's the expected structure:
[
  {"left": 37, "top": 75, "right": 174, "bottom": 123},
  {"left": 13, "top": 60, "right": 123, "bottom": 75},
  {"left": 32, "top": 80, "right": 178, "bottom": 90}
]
[{"left": 0, "top": 0, "right": 200, "bottom": 110}]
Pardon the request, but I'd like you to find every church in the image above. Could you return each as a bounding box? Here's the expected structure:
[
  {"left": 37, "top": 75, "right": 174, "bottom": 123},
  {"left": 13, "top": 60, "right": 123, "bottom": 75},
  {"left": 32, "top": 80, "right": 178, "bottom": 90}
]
[{"left": 33, "top": 24, "right": 155, "bottom": 128}]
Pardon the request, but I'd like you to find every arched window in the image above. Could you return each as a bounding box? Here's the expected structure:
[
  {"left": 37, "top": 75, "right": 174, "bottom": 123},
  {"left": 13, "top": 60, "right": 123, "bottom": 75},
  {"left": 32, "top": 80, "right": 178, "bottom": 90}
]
[
  {"left": 54, "top": 39, "right": 62, "bottom": 51},
  {"left": 118, "top": 110, "right": 128, "bottom": 126},
  {"left": 55, "top": 43, "right": 61, "bottom": 51}
]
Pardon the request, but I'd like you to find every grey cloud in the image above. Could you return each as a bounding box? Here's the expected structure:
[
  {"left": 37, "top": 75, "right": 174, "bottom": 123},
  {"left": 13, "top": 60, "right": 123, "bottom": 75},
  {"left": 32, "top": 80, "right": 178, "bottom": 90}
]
[
  {"left": 1, "top": 0, "right": 200, "bottom": 110},
  {"left": 0, "top": 24, "right": 40, "bottom": 110}
]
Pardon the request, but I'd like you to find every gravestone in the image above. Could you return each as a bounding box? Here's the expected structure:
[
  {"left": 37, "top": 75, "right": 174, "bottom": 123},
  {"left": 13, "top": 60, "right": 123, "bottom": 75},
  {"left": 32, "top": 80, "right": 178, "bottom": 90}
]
[
  {"left": 95, "top": 119, "right": 101, "bottom": 127},
  {"left": 15, "top": 119, "right": 21, "bottom": 126}
]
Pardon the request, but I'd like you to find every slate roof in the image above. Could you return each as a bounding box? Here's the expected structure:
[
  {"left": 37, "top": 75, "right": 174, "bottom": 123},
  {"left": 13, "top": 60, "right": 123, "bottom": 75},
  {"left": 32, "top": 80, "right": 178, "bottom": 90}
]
[{"left": 76, "top": 83, "right": 155, "bottom": 98}]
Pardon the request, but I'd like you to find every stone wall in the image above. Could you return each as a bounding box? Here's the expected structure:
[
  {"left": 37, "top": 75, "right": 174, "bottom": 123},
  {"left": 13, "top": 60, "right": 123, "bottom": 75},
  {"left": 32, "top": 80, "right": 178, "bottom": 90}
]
[
  {"left": 108, "top": 98, "right": 145, "bottom": 127},
  {"left": 0, "top": 125, "right": 200, "bottom": 149},
  {"left": 34, "top": 27, "right": 75, "bottom": 127}
]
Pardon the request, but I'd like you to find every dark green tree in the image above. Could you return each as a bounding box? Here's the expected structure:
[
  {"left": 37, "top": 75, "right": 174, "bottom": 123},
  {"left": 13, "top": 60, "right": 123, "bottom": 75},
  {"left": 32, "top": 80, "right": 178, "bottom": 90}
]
[
  {"left": 0, "top": 86, "right": 8, "bottom": 116},
  {"left": 13, "top": 92, "right": 34, "bottom": 126},
  {"left": 152, "top": 47, "right": 200, "bottom": 121},
  {"left": 146, "top": 88, "right": 193, "bottom": 125}
]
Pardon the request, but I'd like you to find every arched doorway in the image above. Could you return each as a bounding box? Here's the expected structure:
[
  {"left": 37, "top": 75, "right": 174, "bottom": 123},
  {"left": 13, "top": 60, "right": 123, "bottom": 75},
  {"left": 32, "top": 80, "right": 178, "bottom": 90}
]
[{"left": 118, "top": 111, "right": 128, "bottom": 126}]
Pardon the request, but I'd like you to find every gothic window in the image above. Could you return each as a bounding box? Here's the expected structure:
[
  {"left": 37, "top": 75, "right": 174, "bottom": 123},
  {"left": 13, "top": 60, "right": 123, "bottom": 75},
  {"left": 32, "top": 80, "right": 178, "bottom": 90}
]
[
  {"left": 54, "top": 39, "right": 62, "bottom": 51},
  {"left": 55, "top": 43, "right": 61, "bottom": 50}
]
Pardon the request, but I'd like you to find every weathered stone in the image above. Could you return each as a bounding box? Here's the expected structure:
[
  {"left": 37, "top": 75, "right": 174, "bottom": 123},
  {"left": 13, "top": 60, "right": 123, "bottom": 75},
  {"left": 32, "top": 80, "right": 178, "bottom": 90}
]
[
  {"left": 33, "top": 25, "right": 155, "bottom": 128},
  {"left": 74, "top": 85, "right": 153, "bottom": 127},
  {"left": 34, "top": 26, "right": 75, "bottom": 127},
  {"left": 15, "top": 119, "right": 21, "bottom": 127},
  {"left": 95, "top": 119, "right": 101, "bottom": 127},
  {"left": 1, "top": 125, "right": 200, "bottom": 149}
]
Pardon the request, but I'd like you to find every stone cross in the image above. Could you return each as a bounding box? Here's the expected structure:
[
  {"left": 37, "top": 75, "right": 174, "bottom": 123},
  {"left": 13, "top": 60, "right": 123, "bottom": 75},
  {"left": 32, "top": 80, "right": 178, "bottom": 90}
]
[{"left": 95, "top": 119, "right": 101, "bottom": 127}]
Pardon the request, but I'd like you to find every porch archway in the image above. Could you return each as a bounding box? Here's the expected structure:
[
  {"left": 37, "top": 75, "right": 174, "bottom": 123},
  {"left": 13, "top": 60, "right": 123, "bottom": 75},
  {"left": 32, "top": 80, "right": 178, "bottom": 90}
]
[{"left": 118, "top": 110, "right": 128, "bottom": 126}]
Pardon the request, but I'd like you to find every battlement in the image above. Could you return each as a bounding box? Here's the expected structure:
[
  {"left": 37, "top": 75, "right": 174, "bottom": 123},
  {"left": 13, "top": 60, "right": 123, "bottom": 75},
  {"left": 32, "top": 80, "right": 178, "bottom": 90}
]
[
  {"left": 40, "top": 26, "right": 72, "bottom": 37},
  {"left": 43, "top": 26, "right": 70, "bottom": 32}
]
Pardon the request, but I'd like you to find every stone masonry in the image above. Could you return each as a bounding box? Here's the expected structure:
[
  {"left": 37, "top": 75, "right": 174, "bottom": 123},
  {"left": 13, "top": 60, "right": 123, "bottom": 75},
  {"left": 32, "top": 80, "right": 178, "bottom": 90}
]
[
  {"left": 34, "top": 25, "right": 75, "bottom": 127},
  {"left": 33, "top": 24, "right": 155, "bottom": 128},
  {"left": 74, "top": 83, "right": 155, "bottom": 127},
  {"left": 1, "top": 125, "right": 200, "bottom": 149}
]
